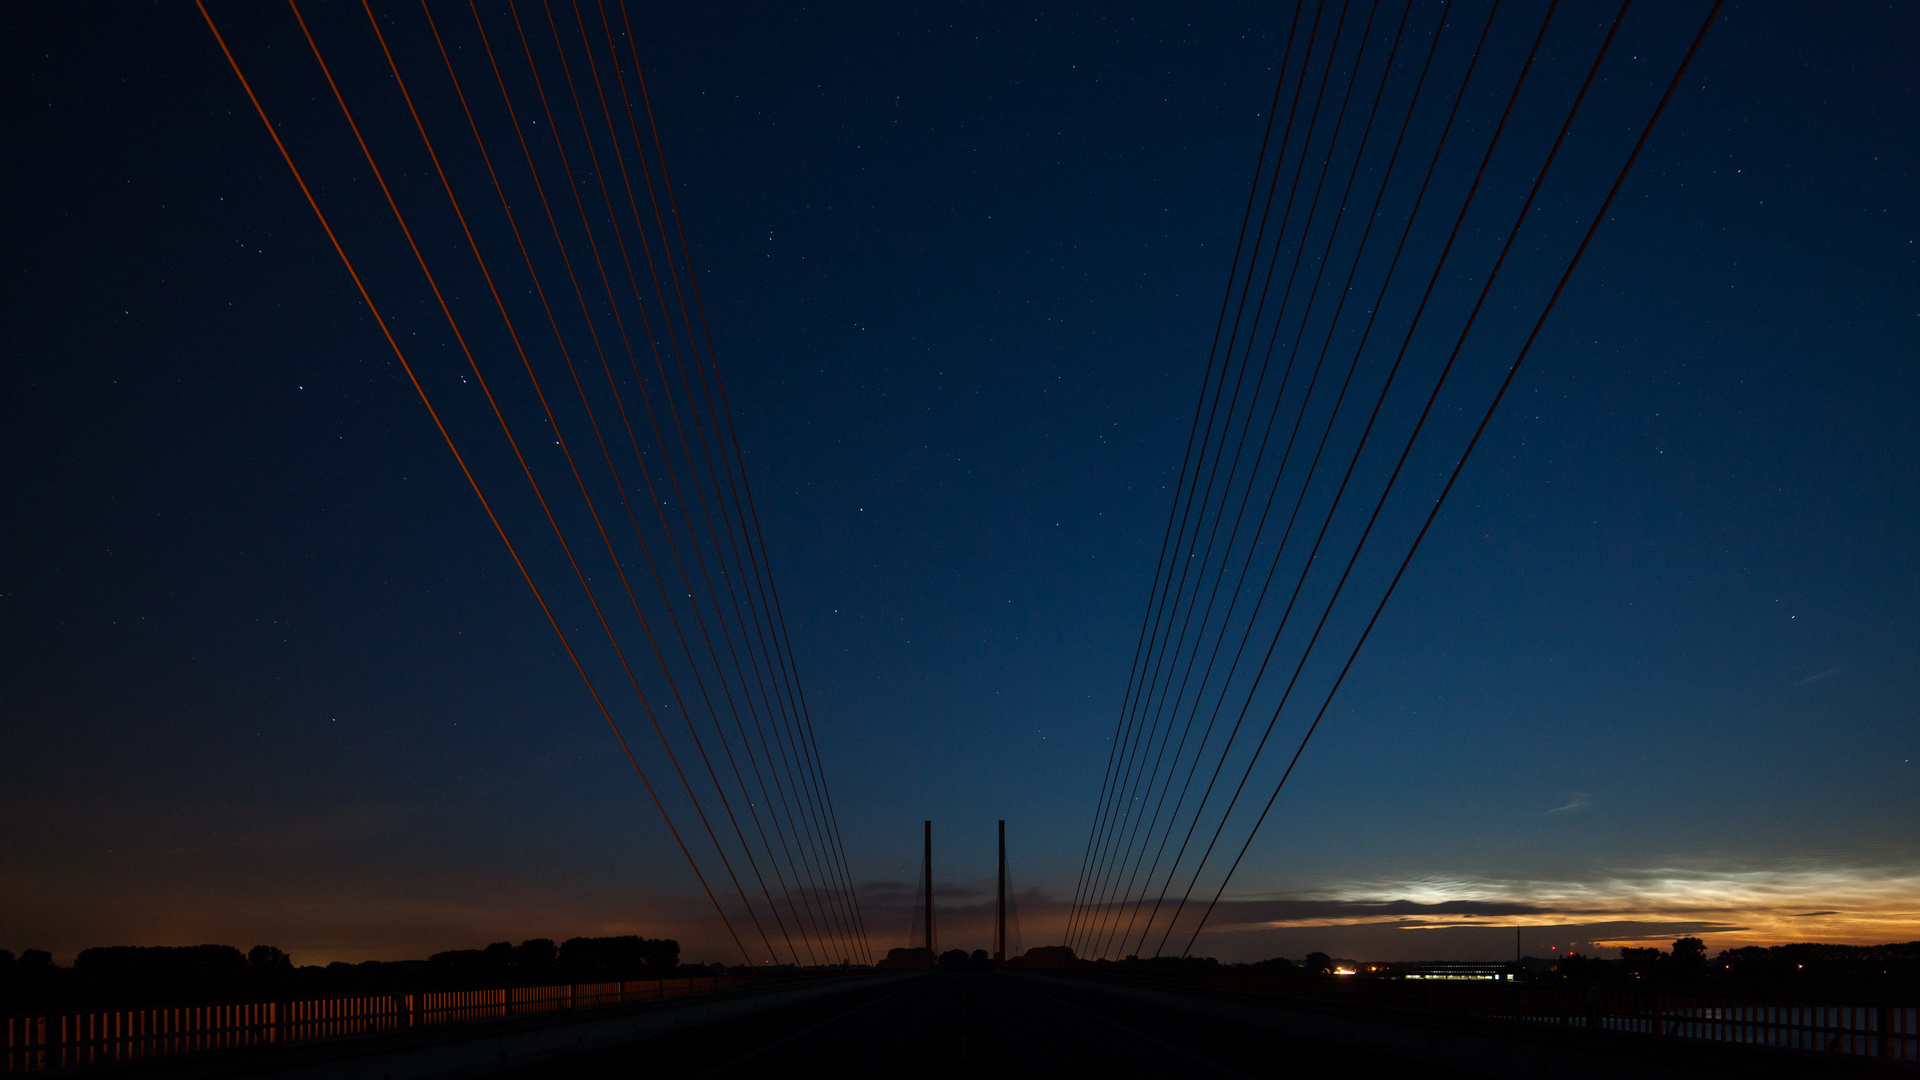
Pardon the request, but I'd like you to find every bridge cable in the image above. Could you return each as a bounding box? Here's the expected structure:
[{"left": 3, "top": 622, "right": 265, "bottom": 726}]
[
  {"left": 1121, "top": 0, "right": 1513, "bottom": 956},
  {"left": 1111, "top": 0, "right": 1452, "bottom": 961},
  {"left": 1088, "top": 0, "right": 1408, "bottom": 959},
  {"left": 523, "top": 0, "right": 856, "bottom": 965},
  {"left": 1082, "top": 0, "right": 1379, "bottom": 958},
  {"left": 1092, "top": 0, "right": 1423, "bottom": 960},
  {"left": 504, "top": 0, "right": 828, "bottom": 965},
  {"left": 611, "top": 0, "right": 877, "bottom": 962},
  {"left": 1057, "top": 12, "right": 1304, "bottom": 945},
  {"left": 1121, "top": 0, "right": 1497, "bottom": 957},
  {"left": 292, "top": 0, "right": 790, "bottom": 965},
  {"left": 1146, "top": 0, "right": 1567, "bottom": 956},
  {"left": 438, "top": 0, "right": 841, "bottom": 966},
  {"left": 1060, "top": 2, "right": 1309, "bottom": 945},
  {"left": 550, "top": 0, "right": 848, "bottom": 964},
  {"left": 1178, "top": 0, "right": 1723, "bottom": 956},
  {"left": 593, "top": 6, "right": 877, "bottom": 962},
  {"left": 377, "top": 0, "right": 808, "bottom": 967},
  {"left": 559, "top": 0, "right": 864, "bottom": 963},
  {"left": 610, "top": 0, "right": 875, "bottom": 957},
  {"left": 1067, "top": 0, "right": 1321, "bottom": 949},
  {"left": 193, "top": 0, "right": 757, "bottom": 965},
  {"left": 1081, "top": 0, "right": 1357, "bottom": 955},
  {"left": 1075, "top": 2, "right": 1337, "bottom": 949}
]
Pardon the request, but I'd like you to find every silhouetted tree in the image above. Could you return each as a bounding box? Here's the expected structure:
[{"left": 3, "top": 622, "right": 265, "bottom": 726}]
[
  {"left": 512, "top": 939, "right": 557, "bottom": 978},
  {"left": 76, "top": 946, "right": 246, "bottom": 982},
  {"left": 1666, "top": 936, "right": 1706, "bottom": 982},
  {"left": 1303, "top": 952, "right": 1333, "bottom": 975},
  {"left": 877, "top": 947, "right": 934, "bottom": 970},
  {"left": 1618, "top": 946, "right": 1663, "bottom": 978},
  {"left": 556, "top": 936, "right": 679, "bottom": 978},
  {"left": 248, "top": 946, "right": 292, "bottom": 972},
  {"left": 428, "top": 948, "right": 490, "bottom": 977},
  {"left": 1555, "top": 952, "right": 1593, "bottom": 984},
  {"left": 1005, "top": 946, "right": 1077, "bottom": 969},
  {"left": 71, "top": 946, "right": 248, "bottom": 1006}
]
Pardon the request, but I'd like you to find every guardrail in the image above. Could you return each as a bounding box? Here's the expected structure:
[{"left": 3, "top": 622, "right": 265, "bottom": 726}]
[
  {"left": 1076, "top": 970, "right": 1920, "bottom": 1064},
  {"left": 2, "top": 975, "right": 741, "bottom": 1072}
]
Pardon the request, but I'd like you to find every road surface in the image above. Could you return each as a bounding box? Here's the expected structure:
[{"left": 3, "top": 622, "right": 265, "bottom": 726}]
[{"left": 501, "top": 971, "right": 1479, "bottom": 1078}]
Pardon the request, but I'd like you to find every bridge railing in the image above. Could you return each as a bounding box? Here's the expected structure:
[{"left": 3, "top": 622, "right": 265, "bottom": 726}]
[
  {"left": 1, "top": 975, "right": 741, "bottom": 1073},
  {"left": 1074, "top": 969, "right": 1920, "bottom": 1064}
]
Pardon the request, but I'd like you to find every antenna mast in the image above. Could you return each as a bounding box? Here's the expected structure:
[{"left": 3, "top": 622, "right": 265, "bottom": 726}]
[
  {"left": 923, "top": 820, "right": 936, "bottom": 958},
  {"left": 996, "top": 820, "right": 1007, "bottom": 965}
]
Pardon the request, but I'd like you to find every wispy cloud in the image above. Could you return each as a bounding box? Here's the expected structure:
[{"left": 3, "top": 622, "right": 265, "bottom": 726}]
[
  {"left": 1546, "top": 793, "right": 1591, "bottom": 815},
  {"left": 1795, "top": 666, "right": 1846, "bottom": 687},
  {"left": 1276, "top": 864, "right": 1920, "bottom": 946}
]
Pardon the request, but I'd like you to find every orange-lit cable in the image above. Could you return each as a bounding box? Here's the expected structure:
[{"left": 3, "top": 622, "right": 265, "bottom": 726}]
[
  {"left": 536, "top": 0, "right": 862, "bottom": 962},
  {"left": 288, "top": 0, "right": 784, "bottom": 967},
  {"left": 432, "top": 0, "right": 813, "bottom": 966},
  {"left": 510, "top": 2, "right": 840, "bottom": 949},
  {"left": 356, "top": 5, "right": 803, "bottom": 968},
  {"left": 370, "top": 0, "right": 806, "bottom": 967},
  {"left": 192, "top": 0, "right": 753, "bottom": 965},
  {"left": 580, "top": 8, "right": 829, "bottom": 882},
  {"left": 587, "top": 0, "right": 869, "bottom": 959},
  {"left": 497, "top": 0, "right": 858, "bottom": 964},
  {"left": 432, "top": 1, "right": 828, "bottom": 965},
  {"left": 518, "top": 0, "right": 841, "bottom": 966},
  {"left": 285, "top": 0, "right": 780, "bottom": 964},
  {"left": 362, "top": 0, "right": 809, "bottom": 969},
  {"left": 614, "top": 0, "right": 874, "bottom": 958}
]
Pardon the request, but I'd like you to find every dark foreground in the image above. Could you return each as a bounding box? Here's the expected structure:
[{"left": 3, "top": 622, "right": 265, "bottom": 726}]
[{"left": 501, "top": 972, "right": 1477, "bottom": 1079}]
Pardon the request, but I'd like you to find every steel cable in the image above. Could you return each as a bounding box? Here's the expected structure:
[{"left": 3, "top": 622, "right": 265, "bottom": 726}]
[
  {"left": 194, "top": 0, "right": 758, "bottom": 964},
  {"left": 1095, "top": 0, "right": 1425, "bottom": 960},
  {"left": 1151, "top": 0, "right": 1567, "bottom": 955},
  {"left": 1115, "top": 0, "right": 1454, "bottom": 960},
  {"left": 1069, "top": 0, "right": 1326, "bottom": 948},
  {"left": 1084, "top": 0, "right": 1383, "bottom": 959},
  {"left": 1178, "top": 0, "right": 1723, "bottom": 955},
  {"left": 611, "top": 0, "right": 875, "bottom": 961}
]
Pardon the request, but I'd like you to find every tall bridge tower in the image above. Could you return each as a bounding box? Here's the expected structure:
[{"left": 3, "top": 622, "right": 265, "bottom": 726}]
[
  {"left": 922, "top": 819, "right": 936, "bottom": 956},
  {"left": 996, "top": 820, "right": 1007, "bottom": 965}
]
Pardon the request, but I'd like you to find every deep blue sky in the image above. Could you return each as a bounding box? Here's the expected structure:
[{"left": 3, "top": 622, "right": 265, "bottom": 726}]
[{"left": 2, "top": 0, "right": 1915, "bottom": 964}]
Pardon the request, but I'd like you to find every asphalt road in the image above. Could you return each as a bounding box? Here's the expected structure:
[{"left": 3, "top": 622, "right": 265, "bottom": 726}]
[{"left": 501, "top": 972, "right": 1485, "bottom": 1078}]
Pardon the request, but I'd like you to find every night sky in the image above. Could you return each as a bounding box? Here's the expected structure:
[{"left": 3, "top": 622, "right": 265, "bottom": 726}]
[{"left": 3, "top": 1, "right": 1916, "bottom": 968}]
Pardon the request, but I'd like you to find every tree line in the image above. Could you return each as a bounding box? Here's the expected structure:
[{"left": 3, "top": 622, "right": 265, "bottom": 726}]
[
  {"left": 886, "top": 939, "right": 1920, "bottom": 998},
  {"left": 0, "top": 935, "right": 690, "bottom": 1016}
]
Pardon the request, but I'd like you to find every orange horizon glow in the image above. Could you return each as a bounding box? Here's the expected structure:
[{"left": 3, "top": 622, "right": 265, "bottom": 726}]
[{"left": 10, "top": 864, "right": 1918, "bottom": 967}]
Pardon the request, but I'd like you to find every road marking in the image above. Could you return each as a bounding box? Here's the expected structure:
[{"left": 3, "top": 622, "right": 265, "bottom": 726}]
[
  {"left": 691, "top": 977, "right": 926, "bottom": 1078},
  {"left": 1010, "top": 977, "right": 1254, "bottom": 1079}
]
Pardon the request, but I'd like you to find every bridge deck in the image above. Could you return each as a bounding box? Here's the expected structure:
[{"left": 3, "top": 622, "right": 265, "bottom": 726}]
[
  {"left": 503, "top": 971, "right": 1475, "bottom": 1079},
  {"left": 504, "top": 971, "right": 1913, "bottom": 1080}
]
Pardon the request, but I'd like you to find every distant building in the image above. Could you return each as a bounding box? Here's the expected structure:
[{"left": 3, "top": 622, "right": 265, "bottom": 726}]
[{"left": 1403, "top": 961, "right": 1514, "bottom": 981}]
